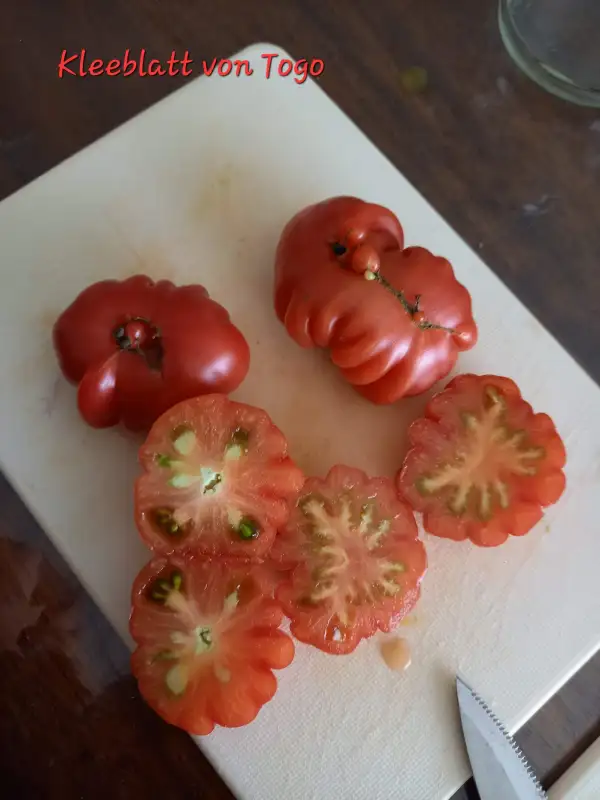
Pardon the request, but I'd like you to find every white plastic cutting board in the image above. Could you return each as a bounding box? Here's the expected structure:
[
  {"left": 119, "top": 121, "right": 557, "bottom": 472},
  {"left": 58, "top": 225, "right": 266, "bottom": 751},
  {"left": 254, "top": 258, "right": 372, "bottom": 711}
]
[{"left": 0, "top": 43, "right": 599, "bottom": 800}]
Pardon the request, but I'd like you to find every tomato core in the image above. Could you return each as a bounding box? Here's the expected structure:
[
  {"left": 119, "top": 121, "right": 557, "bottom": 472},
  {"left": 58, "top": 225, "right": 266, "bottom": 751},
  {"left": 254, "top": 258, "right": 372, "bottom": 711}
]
[
  {"left": 151, "top": 426, "right": 264, "bottom": 542},
  {"left": 298, "top": 495, "right": 407, "bottom": 619}
]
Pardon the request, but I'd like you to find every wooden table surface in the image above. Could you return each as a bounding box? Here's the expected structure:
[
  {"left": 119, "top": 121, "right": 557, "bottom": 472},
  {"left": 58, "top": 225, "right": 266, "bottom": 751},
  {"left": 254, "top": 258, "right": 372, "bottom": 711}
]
[{"left": 1, "top": 1, "right": 600, "bottom": 798}]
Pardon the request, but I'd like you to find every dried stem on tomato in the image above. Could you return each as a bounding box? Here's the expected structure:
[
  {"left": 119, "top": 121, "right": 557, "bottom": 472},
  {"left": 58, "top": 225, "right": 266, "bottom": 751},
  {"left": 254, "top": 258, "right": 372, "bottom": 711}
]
[{"left": 330, "top": 241, "right": 455, "bottom": 334}]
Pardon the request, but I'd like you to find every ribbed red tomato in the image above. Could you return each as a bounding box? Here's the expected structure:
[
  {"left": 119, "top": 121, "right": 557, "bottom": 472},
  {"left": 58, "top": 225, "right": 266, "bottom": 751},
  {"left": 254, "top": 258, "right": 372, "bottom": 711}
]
[
  {"left": 397, "top": 374, "right": 567, "bottom": 546},
  {"left": 271, "top": 465, "right": 427, "bottom": 655},
  {"left": 274, "top": 196, "right": 477, "bottom": 404},
  {"left": 134, "top": 394, "right": 305, "bottom": 559},
  {"left": 53, "top": 275, "right": 250, "bottom": 431},
  {"left": 130, "top": 554, "right": 294, "bottom": 735}
]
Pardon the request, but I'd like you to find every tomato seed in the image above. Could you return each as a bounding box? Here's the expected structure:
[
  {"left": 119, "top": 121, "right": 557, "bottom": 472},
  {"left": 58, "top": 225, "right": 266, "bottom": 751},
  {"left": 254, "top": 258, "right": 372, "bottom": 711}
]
[
  {"left": 229, "top": 427, "right": 250, "bottom": 450},
  {"left": 237, "top": 517, "right": 260, "bottom": 540},
  {"left": 165, "top": 664, "right": 188, "bottom": 695},
  {"left": 148, "top": 570, "right": 184, "bottom": 604},
  {"left": 171, "top": 571, "right": 183, "bottom": 591},
  {"left": 151, "top": 508, "right": 185, "bottom": 537},
  {"left": 171, "top": 424, "right": 193, "bottom": 443},
  {"left": 152, "top": 650, "right": 177, "bottom": 662},
  {"left": 172, "top": 429, "right": 197, "bottom": 456}
]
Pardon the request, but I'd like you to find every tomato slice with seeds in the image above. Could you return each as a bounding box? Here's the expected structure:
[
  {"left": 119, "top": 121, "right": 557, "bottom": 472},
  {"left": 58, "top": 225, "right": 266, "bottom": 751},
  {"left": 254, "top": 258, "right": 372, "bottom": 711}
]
[
  {"left": 134, "top": 394, "right": 305, "bottom": 558},
  {"left": 130, "top": 553, "right": 295, "bottom": 735},
  {"left": 397, "top": 374, "right": 567, "bottom": 547},
  {"left": 271, "top": 465, "right": 427, "bottom": 655}
]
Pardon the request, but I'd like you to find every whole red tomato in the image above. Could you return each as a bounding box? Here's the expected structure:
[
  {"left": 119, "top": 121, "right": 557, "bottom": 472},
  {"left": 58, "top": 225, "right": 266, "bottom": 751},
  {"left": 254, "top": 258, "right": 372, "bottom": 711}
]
[
  {"left": 274, "top": 196, "right": 478, "bottom": 403},
  {"left": 53, "top": 275, "right": 250, "bottom": 431}
]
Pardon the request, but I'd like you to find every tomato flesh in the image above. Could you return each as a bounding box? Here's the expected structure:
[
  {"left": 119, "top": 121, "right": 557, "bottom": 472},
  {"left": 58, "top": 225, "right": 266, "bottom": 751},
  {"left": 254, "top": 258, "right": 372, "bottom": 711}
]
[
  {"left": 398, "top": 374, "right": 567, "bottom": 547},
  {"left": 130, "top": 554, "right": 295, "bottom": 735},
  {"left": 135, "top": 394, "right": 305, "bottom": 559},
  {"left": 271, "top": 465, "right": 427, "bottom": 655}
]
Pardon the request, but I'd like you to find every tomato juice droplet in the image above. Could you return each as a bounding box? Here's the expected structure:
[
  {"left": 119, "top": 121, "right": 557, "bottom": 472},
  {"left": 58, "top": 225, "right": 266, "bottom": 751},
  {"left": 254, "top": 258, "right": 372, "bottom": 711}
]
[{"left": 380, "top": 637, "right": 412, "bottom": 672}]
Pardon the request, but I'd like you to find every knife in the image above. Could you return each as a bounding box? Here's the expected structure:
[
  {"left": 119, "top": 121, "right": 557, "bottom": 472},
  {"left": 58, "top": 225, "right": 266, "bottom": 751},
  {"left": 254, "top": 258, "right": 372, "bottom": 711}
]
[{"left": 456, "top": 676, "right": 548, "bottom": 799}]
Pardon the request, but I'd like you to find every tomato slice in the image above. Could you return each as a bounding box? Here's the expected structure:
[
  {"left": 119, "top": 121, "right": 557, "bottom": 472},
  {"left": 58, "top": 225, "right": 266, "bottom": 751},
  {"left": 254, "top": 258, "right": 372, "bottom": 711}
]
[
  {"left": 397, "top": 374, "right": 567, "bottom": 547},
  {"left": 135, "top": 394, "right": 305, "bottom": 558},
  {"left": 271, "top": 465, "right": 427, "bottom": 655},
  {"left": 130, "top": 553, "right": 295, "bottom": 735}
]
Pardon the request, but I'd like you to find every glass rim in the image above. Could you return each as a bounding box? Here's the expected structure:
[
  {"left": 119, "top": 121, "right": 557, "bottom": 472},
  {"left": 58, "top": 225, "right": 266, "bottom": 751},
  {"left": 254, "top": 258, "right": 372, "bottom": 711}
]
[{"left": 498, "top": 0, "right": 600, "bottom": 108}]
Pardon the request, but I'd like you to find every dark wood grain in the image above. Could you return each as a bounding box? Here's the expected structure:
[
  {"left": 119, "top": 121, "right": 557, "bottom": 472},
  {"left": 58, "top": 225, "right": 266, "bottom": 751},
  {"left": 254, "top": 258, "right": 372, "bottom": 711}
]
[
  {"left": 0, "top": 1, "right": 599, "bottom": 798},
  {"left": 0, "top": 473, "right": 236, "bottom": 800}
]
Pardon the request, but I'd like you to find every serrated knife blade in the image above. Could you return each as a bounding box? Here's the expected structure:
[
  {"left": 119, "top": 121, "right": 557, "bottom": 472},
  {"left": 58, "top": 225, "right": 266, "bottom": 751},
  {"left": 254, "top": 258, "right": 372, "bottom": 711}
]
[{"left": 456, "top": 677, "right": 548, "bottom": 800}]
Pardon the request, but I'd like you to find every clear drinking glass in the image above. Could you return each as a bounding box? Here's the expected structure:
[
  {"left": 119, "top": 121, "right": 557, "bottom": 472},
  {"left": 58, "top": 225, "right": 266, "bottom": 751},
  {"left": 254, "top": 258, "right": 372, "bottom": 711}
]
[{"left": 499, "top": 0, "right": 600, "bottom": 107}]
